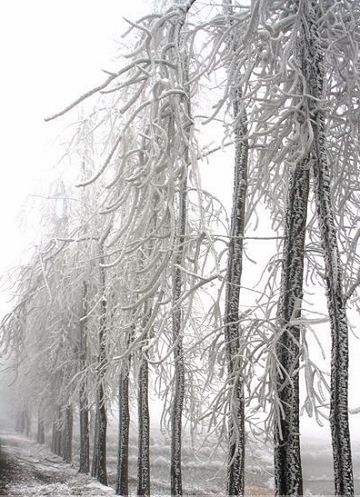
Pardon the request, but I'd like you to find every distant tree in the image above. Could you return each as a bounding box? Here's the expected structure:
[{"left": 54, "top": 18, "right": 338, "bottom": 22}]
[
  {"left": 79, "top": 281, "right": 90, "bottom": 473},
  {"left": 3, "top": 2, "right": 356, "bottom": 497}
]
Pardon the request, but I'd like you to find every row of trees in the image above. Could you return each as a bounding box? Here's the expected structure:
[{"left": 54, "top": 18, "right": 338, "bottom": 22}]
[{"left": 1, "top": 1, "right": 359, "bottom": 496}]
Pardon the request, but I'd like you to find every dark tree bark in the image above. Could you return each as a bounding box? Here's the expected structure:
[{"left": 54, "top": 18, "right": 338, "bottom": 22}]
[
  {"left": 137, "top": 352, "right": 150, "bottom": 497},
  {"left": 92, "top": 260, "right": 108, "bottom": 486},
  {"left": 79, "top": 281, "right": 90, "bottom": 474},
  {"left": 221, "top": 3, "right": 249, "bottom": 496},
  {"left": 96, "top": 384, "right": 108, "bottom": 485},
  {"left": 170, "top": 7, "right": 193, "bottom": 494},
  {"left": 52, "top": 407, "right": 62, "bottom": 456},
  {"left": 274, "top": 160, "right": 309, "bottom": 497},
  {"left": 304, "top": 3, "right": 354, "bottom": 495},
  {"left": 79, "top": 380, "right": 90, "bottom": 473},
  {"left": 171, "top": 160, "right": 187, "bottom": 497},
  {"left": 116, "top": 371, "right": 130, "bottom": 496},
  {"left": 91, "top": 401, "right": 99, "bottom": 477},
  {"left": 91, "top": 391, "right": 107, "bottom": 485},
  {"left": 223, "top": 96, "right": 248, "bottom": 497},
  {"left": 62, "top": 405, "right": 73, "bottom": 464},
  {"left": 116, "top": 331, "right": 132, "bottom": 496}
]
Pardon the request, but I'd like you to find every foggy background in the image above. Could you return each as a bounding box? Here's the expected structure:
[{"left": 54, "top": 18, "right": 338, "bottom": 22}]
[{"left": 0, "top": 2, "right": 359, "bottom": 495}]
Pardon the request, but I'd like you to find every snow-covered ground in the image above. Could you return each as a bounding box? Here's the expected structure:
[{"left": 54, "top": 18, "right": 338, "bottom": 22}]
[
  {"left": 0, "top": 428, "right": 273, "bottom": 496},
  {"left": 2, "top": 427, "right": 359, "bottom": 496},
  {"left": 0, "top": 432, "right": 115, "bottom": 496}
]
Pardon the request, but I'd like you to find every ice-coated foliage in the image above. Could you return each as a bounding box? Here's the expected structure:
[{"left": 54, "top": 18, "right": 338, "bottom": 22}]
[{"left": 1, "top": 1, "right": 359, "bottom": 497}]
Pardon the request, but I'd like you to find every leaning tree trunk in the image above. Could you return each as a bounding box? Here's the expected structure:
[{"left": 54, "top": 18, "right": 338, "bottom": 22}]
[
  {"left": 305, "top": 3, "right": 354, "bottom": 495},
  {"left": 79, "top": 281, "right": 90, "bottom": 474},
  {"left": 273, "top": 160, "right": 309, "bottom": 496},
  {"left": 137, "top": 346, "right": 150, "bottom": 497},
  {"left": 116, "top": 330, "right": 132, "bottom": 496}
]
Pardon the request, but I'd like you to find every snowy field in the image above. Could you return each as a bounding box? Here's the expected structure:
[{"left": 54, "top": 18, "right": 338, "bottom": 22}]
[
  {"left": 301, "top": 440, "right": 360, "bottom": 496},
  {"left": 1, "top": 424, "right": 360, "bottom": 496},
  {"left": 0, "top": 432, "right": 114, "bottom": 496}
]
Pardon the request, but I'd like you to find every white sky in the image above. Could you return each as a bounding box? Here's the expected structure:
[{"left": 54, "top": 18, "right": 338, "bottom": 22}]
[
  {"left": 0, "top": 0, "right": 148, "bottom": 273},
  {"left": 0, "top": 0, "right": 359, "bottom": 444}
]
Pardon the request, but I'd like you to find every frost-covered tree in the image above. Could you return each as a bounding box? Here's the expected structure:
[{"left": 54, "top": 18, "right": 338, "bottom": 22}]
[
  {"left": 220, "top": 0, "right": 249, "bottom": 495},
  {"left": 243, "top": 1, "right": 358, "bottom": 495},
  {"left": 2, "top": 2, "right": 359, "bottom": 497},
  {"left": 304, "top": 2, "right": 354, "bottom": 494}
]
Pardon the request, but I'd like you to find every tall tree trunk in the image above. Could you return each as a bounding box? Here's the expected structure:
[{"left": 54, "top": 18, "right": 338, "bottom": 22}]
[
  {"left": 24, "top": 408, "right": 31, "bottom": 437},
  {"left": 170, "top": 8, "right": 192, "bottom": 494},
  {"left": 137, "top": 350, "right": 150, "bottom": 497},
  {"left": 51, "top": 412, "right": 60, "bottom": 454},
  {"left": 62, "top": 405, "right": 73, "bottom": 464},
  {"left": 79, "top": 281, "right": 90, "bottom": 474},
  {"left": 15, "top": 412, "right": 20, "bottom": 432},
  {"left": 51, "top": 421, "right": 56, "bottom": 452},
  {"left": 53, "top": 407, "right": 62, "bottom": 456},
  {"left": 97, "top": 384, "right": 107, "bottom": 485},
  {"left": 91, "top": 383, "right": 107, "bottom": 485},
  {"left": 60, "top": 410, "right": 65, "bottom": 458},
  {"left": 37, "top": 408, "right": 45, "bottom": 445},
  {"left": 171, "top": 176, "right": 186, "bottom": 497},
  {"left": 305, "top": 3, "right": 354, "bottom": 495},
  {"left": 79, "top": 380, "right": 90, "bottom": 473},
  {"left": 274, "top": 161, "right": 309, "bottom": 496},
  {"left": 116, "top": 331, "right": 132, "bottom": 496},
  {"left": 91, "top": 399, "right": 99, "bottom": 477},
  {"left": 93, "top": 260, "right": 108, "bottom": 486},
  {"left": 273, "top": 8, "right": 310, "bottom": 494},
  {"left": 19, "top": 410, "right": 26, "bottom": 433},
  {"left": 222, "top": 3, "right": 248, "bottom": 496},
  {"left": 16, "top": 410, "right": 25, "bottom": 432},
  {"left": 79, "top": 141, "right": 90, "bottom": 474},
  {"left": 223, "top": 98, "right": 248, "bottom": 497}
]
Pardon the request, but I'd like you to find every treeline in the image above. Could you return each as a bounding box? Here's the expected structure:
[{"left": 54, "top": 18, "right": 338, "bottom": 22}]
[{"left": 1, "top": 1, "right": 360, "bottom": 497}]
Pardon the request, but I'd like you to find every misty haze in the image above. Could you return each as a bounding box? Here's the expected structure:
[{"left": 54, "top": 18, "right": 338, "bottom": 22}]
[{"left": 0, "top": 1, "right": 359, "bottom": 497}]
